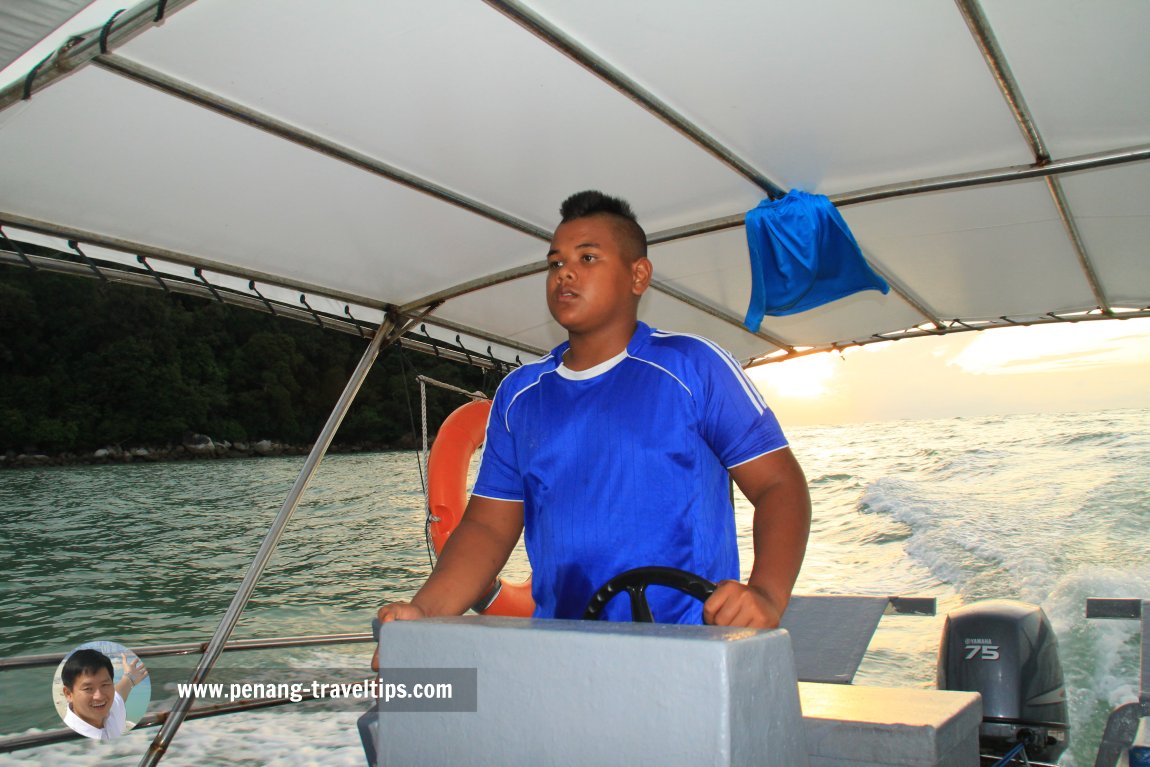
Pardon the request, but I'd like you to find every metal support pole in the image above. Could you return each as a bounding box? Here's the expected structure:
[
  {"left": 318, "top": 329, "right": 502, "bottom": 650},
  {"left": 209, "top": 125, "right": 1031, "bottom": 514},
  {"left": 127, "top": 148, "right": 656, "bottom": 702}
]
[
  {"left": 483, "top": 0, "right": 785, "bottom": 199},
  {"left": 137, "top": 321, "right": 392, "bottom": 767},
  {"left": 1142, "top": 598, "right": 1149, "bottom": 704},
  {"left": 955, "top": 0, "right": 1111, "bottom": 314},
  {"left": 1046, "top": 176, "right": 1112, "bottom": 314},
  {"left": 1085, "top": 598, "right": 1150, "bottom": 767}
]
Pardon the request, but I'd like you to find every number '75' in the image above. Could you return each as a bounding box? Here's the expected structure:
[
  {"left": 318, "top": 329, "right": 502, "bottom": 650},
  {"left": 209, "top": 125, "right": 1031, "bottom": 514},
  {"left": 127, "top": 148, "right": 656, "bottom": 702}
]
[{"left": 965, "top": 645, "right": 1000, "bottom": 660}]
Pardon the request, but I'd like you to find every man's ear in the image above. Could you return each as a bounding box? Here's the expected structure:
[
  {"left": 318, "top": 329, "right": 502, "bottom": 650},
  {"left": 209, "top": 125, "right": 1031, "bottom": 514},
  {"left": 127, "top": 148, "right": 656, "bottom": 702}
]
[{"left": 631, "top": 256, "right": 652, "bottom": 297}]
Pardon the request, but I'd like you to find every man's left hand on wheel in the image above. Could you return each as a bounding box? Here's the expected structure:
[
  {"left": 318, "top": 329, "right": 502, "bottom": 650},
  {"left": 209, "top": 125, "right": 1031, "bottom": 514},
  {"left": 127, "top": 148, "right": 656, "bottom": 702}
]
[{"left": 703, "top": 581, "right": 783, "bottom": 629}]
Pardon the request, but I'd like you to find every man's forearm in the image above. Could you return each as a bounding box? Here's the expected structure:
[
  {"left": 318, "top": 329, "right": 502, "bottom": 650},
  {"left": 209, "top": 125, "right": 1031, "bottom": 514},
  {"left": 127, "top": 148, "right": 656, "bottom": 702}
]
[
  {"left": 748, "top": 490, "right": 810, "bottom": 613},
  {"left": 743, "top": 451, "right": 811, "bottom": 613},
  {"left": 411, "top": 514, "right": 519, "bottom": 616}
]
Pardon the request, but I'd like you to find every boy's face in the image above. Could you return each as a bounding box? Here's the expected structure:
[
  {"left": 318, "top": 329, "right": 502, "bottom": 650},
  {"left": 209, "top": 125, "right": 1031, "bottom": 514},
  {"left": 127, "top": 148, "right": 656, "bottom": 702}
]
[
  {"left": 546, "top": 215, "right": 649, "bottom": 337},
  {"left": 64, "top": 667, "right": 115, "bottom": 727}
]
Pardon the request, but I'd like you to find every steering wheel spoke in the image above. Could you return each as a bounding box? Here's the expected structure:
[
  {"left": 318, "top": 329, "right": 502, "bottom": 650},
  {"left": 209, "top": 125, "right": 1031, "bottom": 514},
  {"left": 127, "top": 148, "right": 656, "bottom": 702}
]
[{"left": 582, "top": 566, "right": 716, "bottom": 622}]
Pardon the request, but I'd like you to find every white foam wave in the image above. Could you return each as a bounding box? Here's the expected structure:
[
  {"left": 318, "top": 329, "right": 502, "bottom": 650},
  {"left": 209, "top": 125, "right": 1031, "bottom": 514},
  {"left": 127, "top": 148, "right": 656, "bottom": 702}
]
[{"left": 0, "top": 710, "right": 366, "bottom": 767}]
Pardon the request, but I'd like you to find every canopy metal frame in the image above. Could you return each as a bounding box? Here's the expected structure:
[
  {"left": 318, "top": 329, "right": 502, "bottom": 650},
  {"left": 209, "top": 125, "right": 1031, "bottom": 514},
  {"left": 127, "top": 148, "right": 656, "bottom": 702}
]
[
  {"left": 483, "top": 0, "right": 787, "bottom": 200},
  {"left": 3, "top": 0, "right": 1148, "bottom": 368},
  {"left": 6, "top": 222, "right": 1147, "bottom": 374},
  {"left": 954, "top": 0, "right": 1111, "bottom": 315},
  {"left": 0, "top": 234, "right": 541, "bottom": 369}
]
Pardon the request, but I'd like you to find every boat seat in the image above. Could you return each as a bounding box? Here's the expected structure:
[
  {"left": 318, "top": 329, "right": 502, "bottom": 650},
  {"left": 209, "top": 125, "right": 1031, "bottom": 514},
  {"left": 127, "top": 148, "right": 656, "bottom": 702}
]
[{"left": 799, "top": 682, "right": 982, "bottom": 767}]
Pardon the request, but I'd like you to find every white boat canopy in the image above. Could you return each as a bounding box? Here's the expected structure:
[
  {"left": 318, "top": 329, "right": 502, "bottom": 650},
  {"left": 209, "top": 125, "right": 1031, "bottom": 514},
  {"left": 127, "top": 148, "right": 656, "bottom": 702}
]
[{"left": 1, "top": 0, "right": 1148, "bottom": 368}]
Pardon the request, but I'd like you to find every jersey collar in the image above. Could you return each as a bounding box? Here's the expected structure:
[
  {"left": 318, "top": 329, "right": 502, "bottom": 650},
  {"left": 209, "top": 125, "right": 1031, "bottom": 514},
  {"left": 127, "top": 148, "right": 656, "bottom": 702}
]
[{"left": 553, "top": 322, "right": 653, "bottom": 381}]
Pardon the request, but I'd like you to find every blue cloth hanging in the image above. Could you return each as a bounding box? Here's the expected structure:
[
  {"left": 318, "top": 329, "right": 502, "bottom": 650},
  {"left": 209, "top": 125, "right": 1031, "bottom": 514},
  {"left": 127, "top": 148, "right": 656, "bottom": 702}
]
[{"left": 742, "top": 190, "right": 889, "bottom": 330}]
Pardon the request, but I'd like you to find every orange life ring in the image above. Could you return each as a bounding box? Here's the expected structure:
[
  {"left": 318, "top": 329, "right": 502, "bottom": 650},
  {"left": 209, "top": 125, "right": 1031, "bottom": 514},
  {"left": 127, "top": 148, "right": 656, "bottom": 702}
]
[{"left": 426, "top": 399, "right": 534, "bottom": 617}]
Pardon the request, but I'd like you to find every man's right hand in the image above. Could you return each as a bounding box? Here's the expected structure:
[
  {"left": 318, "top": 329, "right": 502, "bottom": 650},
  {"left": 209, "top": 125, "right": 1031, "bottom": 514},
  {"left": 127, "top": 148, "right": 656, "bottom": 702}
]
[
  {"left": 369, "top": 497, "right": 524, "bottom": 671},
  {"left": 378, "top": 601, "right": 428, "bottom": 624},
  {"left": 372, "top": 602, "right": 428, "bottom": 671}
]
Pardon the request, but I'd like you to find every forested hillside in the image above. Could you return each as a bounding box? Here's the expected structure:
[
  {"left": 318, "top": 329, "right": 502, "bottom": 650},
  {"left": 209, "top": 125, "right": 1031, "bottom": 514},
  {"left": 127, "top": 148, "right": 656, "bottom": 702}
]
[{"left": 0, "top": 266, "right": 493, "bottom": 457}]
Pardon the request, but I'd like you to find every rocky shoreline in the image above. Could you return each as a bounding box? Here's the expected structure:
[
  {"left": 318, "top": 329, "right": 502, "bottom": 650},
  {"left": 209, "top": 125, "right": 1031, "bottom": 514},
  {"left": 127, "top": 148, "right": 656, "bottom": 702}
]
[{"left": 1, "top": 432, "right": 418, "bottom": 469}]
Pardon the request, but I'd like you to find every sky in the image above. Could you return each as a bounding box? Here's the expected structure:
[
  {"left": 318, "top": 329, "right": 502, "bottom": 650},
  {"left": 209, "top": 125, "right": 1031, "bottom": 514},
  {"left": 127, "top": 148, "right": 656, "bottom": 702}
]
[{"left": 749, "top": 317, "right": 1150, "bottom": 426}]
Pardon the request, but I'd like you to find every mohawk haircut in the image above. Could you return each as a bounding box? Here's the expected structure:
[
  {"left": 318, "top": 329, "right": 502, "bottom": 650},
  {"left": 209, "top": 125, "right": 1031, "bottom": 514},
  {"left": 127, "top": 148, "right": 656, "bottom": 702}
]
[
  {"left": 559, "top": 190, "right": 648, "bottom": 261},
  {"left": 61, "top": 648, "right": 114, "bottom": 689}
]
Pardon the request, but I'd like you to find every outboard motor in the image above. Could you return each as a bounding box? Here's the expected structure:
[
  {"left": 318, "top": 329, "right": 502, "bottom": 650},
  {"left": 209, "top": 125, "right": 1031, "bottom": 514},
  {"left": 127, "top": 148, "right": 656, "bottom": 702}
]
[{"left": 938, "top": 600, "right": 1069, "bottom": 764}]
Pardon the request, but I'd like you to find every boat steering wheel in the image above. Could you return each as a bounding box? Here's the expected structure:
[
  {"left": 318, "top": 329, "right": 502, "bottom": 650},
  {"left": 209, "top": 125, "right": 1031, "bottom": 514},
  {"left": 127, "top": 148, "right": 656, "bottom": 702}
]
[{"left": 582, "top": 566, "right": 716, "bottom": 622}]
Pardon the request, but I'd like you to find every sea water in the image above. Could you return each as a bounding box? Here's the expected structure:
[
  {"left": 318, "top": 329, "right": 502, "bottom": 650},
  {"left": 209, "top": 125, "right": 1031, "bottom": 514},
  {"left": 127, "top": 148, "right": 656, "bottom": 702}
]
[{"left": 1, "top": 408, "right": 1147, "bottom": 766}]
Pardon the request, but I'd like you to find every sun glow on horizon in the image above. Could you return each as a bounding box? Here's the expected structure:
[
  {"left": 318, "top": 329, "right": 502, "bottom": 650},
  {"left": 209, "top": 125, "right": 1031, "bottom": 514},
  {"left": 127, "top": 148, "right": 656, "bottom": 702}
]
[
  {"left": 750, "top": 319, "right": 1150, "bottom": 426},
  {"left": 948, "top": 321, "right": 1150, "bottom": 376},
  {"left": 749, "top": 352, "right": 838, "bottom": 399}
]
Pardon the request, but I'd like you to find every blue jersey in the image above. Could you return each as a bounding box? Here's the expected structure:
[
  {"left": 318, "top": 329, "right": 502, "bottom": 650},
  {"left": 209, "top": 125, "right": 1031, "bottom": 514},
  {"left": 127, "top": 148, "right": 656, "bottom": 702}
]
[{"left": 472, "top": 322, "right": 788, "bottom": 623}]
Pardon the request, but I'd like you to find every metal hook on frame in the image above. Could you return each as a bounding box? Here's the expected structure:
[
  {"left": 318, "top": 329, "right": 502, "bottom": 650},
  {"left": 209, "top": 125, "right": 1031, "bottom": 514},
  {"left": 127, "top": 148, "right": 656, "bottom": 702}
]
[
  {"left": 194, "top": 268, "right": 224, "bottom": 303},
  {"left": 344, "top": 305, "right": 366, "bottom": 339},
  {"left": 99, "top": 9, "right": 126, "bottom": 53},
  {"left": 137, "top": 255, "right": 170, "bottom": 293},
  {"left": 486, "top": 346, "right": 511, "bottom": 377},
  {"left": 68, "top": 240, "right": 107, "bottom": 282},
  {"left": 248, "top": 280, "right": 277, "bottom": 317},
  {"left": 299, "top": 294, "right": 325, "bottom": 330},
  {"left": 21, "top": 53, "right": 52, "bottom": 101},
  {"left": 455, "top": 335, "right": 473, "bottom": 366},
  {"left": 420, "top": 324, "right": 441, "bottom": 358},
  {"left": 0, "top": 228, "right": 37, "bottom": 271}
]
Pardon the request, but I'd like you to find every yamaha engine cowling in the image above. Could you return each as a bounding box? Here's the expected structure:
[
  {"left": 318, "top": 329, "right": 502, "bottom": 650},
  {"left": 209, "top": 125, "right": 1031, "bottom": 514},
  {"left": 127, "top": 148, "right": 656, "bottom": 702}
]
[{"left": 937, "top": 600, "right": 1068, "bottom": 764}]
